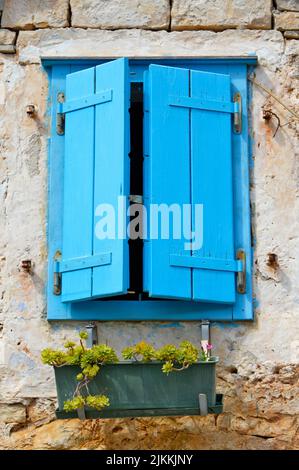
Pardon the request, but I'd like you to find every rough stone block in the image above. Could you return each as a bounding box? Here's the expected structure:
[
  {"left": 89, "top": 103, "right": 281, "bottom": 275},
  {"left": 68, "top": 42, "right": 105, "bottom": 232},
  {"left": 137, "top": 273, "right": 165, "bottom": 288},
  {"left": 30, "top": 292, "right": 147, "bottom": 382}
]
[
  {"left": 274, "top": 11, "right": 299, "bottom": 30},
  {"left": 284, "top": 30, "right": 299, "bottom": 38},
  {"left": 27, "top": 398, "right": 56, "bottom": 424},
  {"left": 1, "top": 0, "right": 70, "bottom": 30},
  {"left": 0, "top": 29, "right": 16, "bottom": 45},
  {"left": 0, "top": 403, "right": 26, "bottom": 424},
  {"left": 171, "top": 0, "right": 272, "bottom": 31},
  {"left": 0, "top": 45, "right": 16, "bottom": 54},
  {"left": 277, "top": 0, "right": 299, "bottom": 12},
  {"left": 70, "top": 0, "right": 170, "bottom": 30}
]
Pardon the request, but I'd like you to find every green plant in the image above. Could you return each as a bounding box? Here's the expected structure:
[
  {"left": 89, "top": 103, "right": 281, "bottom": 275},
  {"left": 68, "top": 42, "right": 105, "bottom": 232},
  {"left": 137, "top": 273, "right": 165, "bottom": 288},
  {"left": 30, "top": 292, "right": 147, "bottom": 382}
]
[
  {"left": 42, "top": 334, "right": 214, "bottom": 412},
  {"left": 122, "top": 340, "right": 156, "bottom": 362},
  {"left": 121, "top": 340, "right": 213, "bottom": 375},
  {"left": 41, "top": 331, "right": 117, "bottom": 413},
  {"left": 156, "top": 340, "right": 199, "bottom": 374}
]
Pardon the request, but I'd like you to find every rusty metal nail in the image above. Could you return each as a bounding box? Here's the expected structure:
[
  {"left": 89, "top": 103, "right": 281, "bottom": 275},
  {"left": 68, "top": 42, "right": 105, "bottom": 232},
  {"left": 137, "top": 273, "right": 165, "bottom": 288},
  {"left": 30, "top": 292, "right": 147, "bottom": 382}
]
[
  {"left": 26, "top": 104, "right": 37, "bottom": 117},
  {"left": 21, "top": 260, "right": 32, "bottom": 273},
  {"left": 266, "top": 253, "right": 279, "bottom": 270},
  {"left": 262, "top": 109, "right": 272, "bottom": 121}
]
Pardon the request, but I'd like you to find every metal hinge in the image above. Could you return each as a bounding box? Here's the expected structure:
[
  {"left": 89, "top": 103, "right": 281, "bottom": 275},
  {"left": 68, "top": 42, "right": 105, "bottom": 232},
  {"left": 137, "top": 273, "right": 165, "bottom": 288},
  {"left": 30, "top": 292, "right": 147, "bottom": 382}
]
[
  {"left": 53, "top": 251, "right": 112, "bottom": 295},
  {"left": 56, "top": 92, "right": 65, "bottom": 135},
  {"left": 233, "top": 92, "right": 242, "bottom": 134},
  {"left": 53, "top": 251, "right": 62, "bottom": 295},
  {"left": 129, "top": 195, "right": 143, "bottom": 204},
  {"left": 236, "top": 249, "right": 246, "bottom": 294},
  {"left": 170, "top": 250, "right": 246, "bottom": 294}
]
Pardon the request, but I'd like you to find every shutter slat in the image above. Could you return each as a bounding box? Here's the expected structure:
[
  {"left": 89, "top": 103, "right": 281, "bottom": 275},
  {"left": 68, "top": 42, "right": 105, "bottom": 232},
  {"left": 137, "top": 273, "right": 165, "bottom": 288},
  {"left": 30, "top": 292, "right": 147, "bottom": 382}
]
[
  {"left": 170, "top": 255, "right": 242, "bottom": 272},
  {"left": 59, "top": 253, "right": 112, "bottom": 273},
  {"left": 62, "top": 89, "right": 112, "bottom": 113}
]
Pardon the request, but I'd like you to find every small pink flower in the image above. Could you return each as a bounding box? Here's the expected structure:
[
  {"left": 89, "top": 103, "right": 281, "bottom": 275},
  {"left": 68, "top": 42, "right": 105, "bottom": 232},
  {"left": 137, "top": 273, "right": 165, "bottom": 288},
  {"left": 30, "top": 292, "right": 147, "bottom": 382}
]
[{"left": 207, "top": 343, "right": 213, "bottom": 350}]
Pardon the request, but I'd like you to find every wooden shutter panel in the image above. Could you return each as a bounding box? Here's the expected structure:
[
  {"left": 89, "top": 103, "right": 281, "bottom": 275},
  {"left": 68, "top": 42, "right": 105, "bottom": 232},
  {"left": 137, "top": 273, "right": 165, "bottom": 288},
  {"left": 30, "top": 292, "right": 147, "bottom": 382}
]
[
  {"left": 144, "top": 65, "right": 237, "bottom": 303},
  {"left": 190, "top": 70, "right": 235, "bottom": 303},
  {"left": 143, "top": 65, "right": 192, "bottom": 300},
  {"left": 61, "top": 58, "right": 130, "bottom": 302}
]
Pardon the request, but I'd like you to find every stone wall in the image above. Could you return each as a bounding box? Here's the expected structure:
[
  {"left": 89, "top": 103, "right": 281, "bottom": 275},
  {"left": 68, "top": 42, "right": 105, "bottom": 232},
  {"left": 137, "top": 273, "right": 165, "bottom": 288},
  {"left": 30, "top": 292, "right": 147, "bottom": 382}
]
[{"left": 0, "top": 0, "right": 298, "bottom": 450}]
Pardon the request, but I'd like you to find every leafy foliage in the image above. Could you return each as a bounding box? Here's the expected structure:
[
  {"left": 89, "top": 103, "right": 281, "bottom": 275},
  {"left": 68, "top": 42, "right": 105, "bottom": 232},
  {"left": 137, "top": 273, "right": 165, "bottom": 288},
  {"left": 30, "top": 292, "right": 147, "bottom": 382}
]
[
  {"left": 63, "top": 395, "right": 110, "bottom": 412},
  {"left": 155, "top": 341, "right": 199, "bottom": 374},
  {"left": 86, "top": 395, "right": 110, "bottom": 411},
  {"left": 63, "top": 396, "right": 85, "bottom": 412},
  {"left": 121, "top": 340, "right": 212, "bottom": 375},
  {"left": 79, "top": 331, "right": 88, "bottom": 340},
  {"left": 41, "top": 348, "right": 68, "bottom": 367},
  {"left": 122, "top": 341, "right": 156, "bottom": 362},
  {"left": 41, "top": 331, "right": 116, "bottom": 413}
]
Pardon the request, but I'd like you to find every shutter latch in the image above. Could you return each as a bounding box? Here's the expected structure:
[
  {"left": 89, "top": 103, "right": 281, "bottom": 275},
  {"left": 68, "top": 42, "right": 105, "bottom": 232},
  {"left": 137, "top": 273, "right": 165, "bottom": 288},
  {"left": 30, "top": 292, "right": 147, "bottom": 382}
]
[
  {"left": 56, "top": 92, "right": 65, "bottom": 135},
  {"left": 233, "top": 92, "right": 242, "bottom": 134}
]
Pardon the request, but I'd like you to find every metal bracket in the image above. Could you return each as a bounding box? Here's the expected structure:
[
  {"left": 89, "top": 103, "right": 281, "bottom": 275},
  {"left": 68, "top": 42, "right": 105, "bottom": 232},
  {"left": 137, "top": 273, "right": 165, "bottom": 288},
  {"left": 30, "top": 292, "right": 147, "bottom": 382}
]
[
  {"left": 201, "top": 320, "right": 210, "bottom": 344},
  {"left": 233, "top": 92, "right": 242, "bottom": 134},
  {"left": 56, "top": 92, "right": 65, "bottom": 135},
  {"left": 236, "top": 249, "right": 246, "bottom": 294},
  {"left": 85, "top": 323, "right": 98, "bottom": 348},
  {"left": 77, "top": 407, "right": 86, "bottom": 420},
  {"left": 198, "top": 394, "right": 208, "bottom": 416}
]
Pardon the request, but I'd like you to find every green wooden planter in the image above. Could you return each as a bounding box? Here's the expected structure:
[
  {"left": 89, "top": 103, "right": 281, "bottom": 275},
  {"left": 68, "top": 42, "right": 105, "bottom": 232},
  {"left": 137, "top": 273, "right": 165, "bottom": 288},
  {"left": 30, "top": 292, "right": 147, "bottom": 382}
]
[{"left": 54, "top": 358, "right": 223, "bottom": 419}]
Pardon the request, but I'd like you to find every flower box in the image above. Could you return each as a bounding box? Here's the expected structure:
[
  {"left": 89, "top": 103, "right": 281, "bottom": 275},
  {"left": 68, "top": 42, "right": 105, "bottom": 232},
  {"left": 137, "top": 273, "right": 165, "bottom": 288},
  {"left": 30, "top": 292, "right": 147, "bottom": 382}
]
[{"left": 54, "top": 358, "right": 223, "bottom": 419}]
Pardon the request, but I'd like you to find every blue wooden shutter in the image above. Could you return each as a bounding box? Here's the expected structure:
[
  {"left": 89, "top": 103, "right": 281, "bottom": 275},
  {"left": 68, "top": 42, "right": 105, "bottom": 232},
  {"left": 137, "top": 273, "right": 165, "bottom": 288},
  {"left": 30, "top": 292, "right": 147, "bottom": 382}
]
[
  {"left": 144, "top": 65, "right": 237, "bottom": 303},
  {"left": 61, "top": 58, "right": 130, "bottom": 302}
]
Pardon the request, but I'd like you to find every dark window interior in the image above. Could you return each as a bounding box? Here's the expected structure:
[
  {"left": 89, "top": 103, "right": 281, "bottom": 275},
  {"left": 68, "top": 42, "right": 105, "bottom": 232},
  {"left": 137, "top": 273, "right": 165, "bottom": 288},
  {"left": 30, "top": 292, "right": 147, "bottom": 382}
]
[
  {"left": 128, "top": 83, "right": 144, "bottom": 297},
  {"left": 96, "top": 82, "right": 172, "bottom": 302},
  {"left": 100, "top": 82, "right": 145, "bottom": 301}
]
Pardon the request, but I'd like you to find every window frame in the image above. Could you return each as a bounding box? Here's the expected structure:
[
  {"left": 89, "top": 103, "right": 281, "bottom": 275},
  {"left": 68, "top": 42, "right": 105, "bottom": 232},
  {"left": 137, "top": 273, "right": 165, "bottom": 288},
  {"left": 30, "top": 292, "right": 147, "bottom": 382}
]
[{"left": 44, "top": 57, "right": 257, "bottom": 321}]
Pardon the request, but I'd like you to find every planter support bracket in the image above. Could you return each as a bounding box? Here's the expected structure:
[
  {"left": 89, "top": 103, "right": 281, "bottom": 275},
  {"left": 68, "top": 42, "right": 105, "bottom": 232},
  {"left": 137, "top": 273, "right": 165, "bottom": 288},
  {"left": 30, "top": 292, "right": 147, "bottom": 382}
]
[
  {"left": 201, "top": 320, "right": 210, "bottom": 344},
  {"left": 198, "top": 394, "right": 208, "bottom": 416},
  {"left": 85, "top": 323, "right": 98, "bottom": 348},
  {"left": 77, "top": 407, "right": 86, "bottom": 420}
]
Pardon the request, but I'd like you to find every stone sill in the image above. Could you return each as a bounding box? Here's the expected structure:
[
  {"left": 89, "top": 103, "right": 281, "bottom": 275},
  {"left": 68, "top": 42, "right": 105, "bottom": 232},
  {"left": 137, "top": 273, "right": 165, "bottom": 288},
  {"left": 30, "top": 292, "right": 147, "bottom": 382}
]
[{"left": 0, "top": 44, "right": 15, "bottom": 53}]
